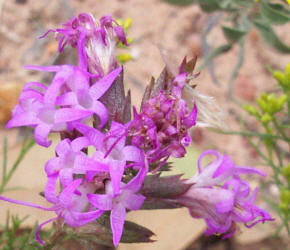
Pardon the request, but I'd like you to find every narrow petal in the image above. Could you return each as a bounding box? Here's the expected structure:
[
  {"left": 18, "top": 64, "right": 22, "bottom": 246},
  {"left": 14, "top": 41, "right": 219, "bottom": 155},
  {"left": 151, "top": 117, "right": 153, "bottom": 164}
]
[
  {"left": 59, "top": 168, "right": 74, "bottom": 187},
  {"left": 89, "top": 67, "right": 122, "bottom": 99},
  {"left": 44, "top": 174, "right": 58, "bottom": 203},
  {"left": 54, "top": 108, "right": 92, "bottom": 123},
  {"left": 90, "top": 100, "right": 108, "bottom": 128},
  {"left": 34, "top": 123, "right": 52, "bottom": 147},
  {"left": 55, "top": 139, "right": 71, "bottom": 156},
  {"left": 59, "top": 179, "right": 82, "bottom": 207},
  {"left": 123, "top": 193, "right": 145, "bottom": 210},
  {"left": 56, "top": 92, "right": 78, "bottom": 106},
  {"left": 109, "top": 161, "right": 125, "bottom": 194},
  {"left": 45, "top": 158, "right": 61, "bottom": 176},
  {"left": 35, "top": 217, "right": 58, "bottom": 245},
  {"left": 125, "top": 159, "right": 148, "bottom": 192},
  {"left": 24, "top": 65, "right": 61, "bottom": 72},
  {"left": 123, "top": 146, "right": 143, "bottom": 163},
  {"left": 87, "top": 194, "right": 113, "bottom": 210},
  {"left": 111, "top": 204, "right": 126, "bottom": 247},
  {"left": 6, "top": 112, "right": 38, "bottom": 128},
  {"left": 71, "top": 137, "right": 90, "bottom": 152}
]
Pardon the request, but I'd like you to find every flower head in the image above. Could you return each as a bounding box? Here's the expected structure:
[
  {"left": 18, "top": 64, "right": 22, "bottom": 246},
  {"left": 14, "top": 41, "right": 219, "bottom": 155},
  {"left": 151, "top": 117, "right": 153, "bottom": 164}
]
[
  {"left": 178, "top": 150, "right": 274, "bottom": 238},
  {"left": 42, "top": 13, "right": 128, "bottom": 76},
  {"left": 129, "top": 73, "right": 197, "bottom": 167}
]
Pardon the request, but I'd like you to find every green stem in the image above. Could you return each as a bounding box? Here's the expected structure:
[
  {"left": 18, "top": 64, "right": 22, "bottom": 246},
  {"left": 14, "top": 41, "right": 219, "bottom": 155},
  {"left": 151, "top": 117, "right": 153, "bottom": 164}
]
[
  {"left": 2, "top": 137, "right": 7, "bottom": 188},
  {"left": 273, "top": 117, "right": 289, "bottom": 143},
  {"left": 211, "top": 129, "right": 286, "bottom": 141},
  {"left": 0, "top": 138, "right": 35, "bottom": 194},
  {"left": 228, "top": 38, "right": 245, "bottom": 105}
]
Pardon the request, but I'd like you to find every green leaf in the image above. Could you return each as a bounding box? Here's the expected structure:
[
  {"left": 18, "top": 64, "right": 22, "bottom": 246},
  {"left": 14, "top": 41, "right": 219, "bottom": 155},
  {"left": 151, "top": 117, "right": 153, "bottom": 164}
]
[
  {"left": 232, "top": 0, "right": 253, "bottom": 8},
  {"left": 162, "top": 0, "right": 196, "bottom": 6},
  {"left": 198, "top": 0, "right": 220, "bottom": 12},
  {"left": 254, "top": 21, "right": 290, "bottom": 53},
  {"left": 198, "top": 44, "right": 232, "bottom": 70},
  {"left": 260, "top": 1, "right": 290, "bottom": 25},
  {"left": 222, "top": 26, "right": 247, "bottom": 43}
]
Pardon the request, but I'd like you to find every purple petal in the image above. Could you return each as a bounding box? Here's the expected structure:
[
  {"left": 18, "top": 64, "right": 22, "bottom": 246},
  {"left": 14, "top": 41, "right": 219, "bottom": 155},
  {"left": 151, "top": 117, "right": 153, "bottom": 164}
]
[
  {"left": 0, "top": 195, "right": 53, "bottom": 211},
  {"left": 35, "top": 217, "right": 58, "bottom": 245},
  {"left": 59, "top": 179, "right": 82, "bottom": 207},
  {"left": 123, "top": 193, "right": 145, "bottom": 210},
  {"left": 87, "top": 193, "right": 113, "bottom": 210},
  {"left": 55, "top": 139, "right": 71, "bottom": 156},
  {"left": 6, "top": 112, "right": 38, "bottom": 128},
  {"left": 123, "top": 146, "right": 143, "bottom": 163},
  {"left": 125, "top": 160, "right": 148, "bottom": 192},
  {"left": 71, "top": 137, "right": 90, "bottom": 152},
  {"left": 45, "top": 158, "right": 61, "bottom": 176},
  {"left": 75, "top": 123, "right": 105, "bottom": 148},
  {"left": 109, "top": 161, "right": 125, "bottom": 194},
  {"left": 54, "top": 108, "right": 92, "bottom": 123},
  {"left": 184, "top": 103, "right": 197, "bottom": 128},
  {"left": 213, "top": 155, "right": 235, "bottom": 178},
  {"left": 111, "top": 204, "right": 126, "bottom": 247},
  {"left": 34, "top": 123, "right": 52, "bottom": 147},
  {"left": 90, "top": 100, "right": 108, "bottom": 128},
  {"left": 59, "top": 168, "right": 74, "bottom": 187},
  {"left": 56, "top": 92, "right": 78, "bottom": 106},
  {"left": 24, "top": 65, "right": 61, "bottom": 72},
  {"left": 89, "top": 67, "right": 122, "bottom": 99},
  {"left": 44, "top": 174, "right": 58, "bottom": 203},
  {"left": 69, "top": 210, "right": 104, "bottom": 227}
]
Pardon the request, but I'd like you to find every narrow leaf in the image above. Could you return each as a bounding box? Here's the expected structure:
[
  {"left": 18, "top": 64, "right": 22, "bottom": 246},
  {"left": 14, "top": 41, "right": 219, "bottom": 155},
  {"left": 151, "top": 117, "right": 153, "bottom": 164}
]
[
  {"left": 260, "top": 1, "right": 290, "bottom": 25},
  {"left": 162, "top": 0, "right": 196, "bottom": 6},
  {"left": 198, "top": 44, "right": 232, "bottom": 70},
  {"left": 222, "top": 26, "right": 247, "bottom": 43},
  {"left": 254, "top": 21, "right": 290, "bottom": 53}
]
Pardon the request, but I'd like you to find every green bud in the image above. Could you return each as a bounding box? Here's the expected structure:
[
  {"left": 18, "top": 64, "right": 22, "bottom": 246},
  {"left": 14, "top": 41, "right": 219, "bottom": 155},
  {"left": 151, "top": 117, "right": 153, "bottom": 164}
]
[
  {"left": 282, "top": 164, "right": 290, "bottom": 181},
  {"left": 285, "top": 63, "right": 290, "bottom": 82},
  {"left": 127, "top": 37, "right": 134, "bottom": 44},
  {"left": 124, "top": 18, "right": 132, "bottom": 30},
  {"left": 280, "top": 187, "right": 290, "bottom": 204},
  {"left": 117, "top": 53, "right": 132, "bottom": 63},
  {"left": 279, "top": 202, "right": 289, "bottom": 215},
  {"left": 273, "top": 71, "right": 286, "bottom": 85},
  {"left": 257, "top": 96, "right": 268, "bottom": 113},
  {"left": 261, "top": 113, "right": 272, "bottom": 124},
  {"left": 242, "top": 104, "right": 259, "bottom": 116}
]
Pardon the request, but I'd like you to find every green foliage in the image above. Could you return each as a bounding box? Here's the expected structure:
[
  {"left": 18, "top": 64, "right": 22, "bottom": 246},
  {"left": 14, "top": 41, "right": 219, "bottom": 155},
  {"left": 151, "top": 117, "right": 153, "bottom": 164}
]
[
  {"left": 163, "top": 0, "right": 290, "bottom": 97},
  {"left": 162, "top": 0, "right": 196, "bottom": 6},
  {"left": 228, "top": 63, "right": 290, "bottom": 234},
  {"left": 0, "top": 213, "right": 47, "bottom": 250},
  {"left": 0, "top": 131, "right": 35, "bottom": 194},
  {"left": 213, "top": 63, "right": 290, "bottom": 234}
]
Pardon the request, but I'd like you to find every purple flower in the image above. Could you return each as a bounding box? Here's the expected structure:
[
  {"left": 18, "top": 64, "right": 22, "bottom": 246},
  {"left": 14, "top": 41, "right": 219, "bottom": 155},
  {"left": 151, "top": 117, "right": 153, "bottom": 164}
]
[
  {"left": 6, "top": 81, "right": 92, "bottom": 147},
  {"left": 0, "top": 178, "right": 103, "bottom": 245},
  {"left": 178, "top": 150, "right": 273, "bottom": 238},
  {"left": 75, "top": 121, "right": 144, "bottom": 194},
  {"left": 6, "top": 65, "right": 121, "bottom": 146},
  {"left": 129, "top": 74, "right": 197, "bottom": 167},
  {"left": 88, "top": 164, "right": 147, "bottom": 246},
  {"left": 42, "top": 13, "right": 128, "bottom": 76}
]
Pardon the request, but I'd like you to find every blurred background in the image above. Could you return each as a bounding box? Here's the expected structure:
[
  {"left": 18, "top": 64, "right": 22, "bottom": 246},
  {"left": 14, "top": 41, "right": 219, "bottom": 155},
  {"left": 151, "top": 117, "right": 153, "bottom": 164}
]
[{"left": 0, "top": 0, "right": 289, "bottom": 249}]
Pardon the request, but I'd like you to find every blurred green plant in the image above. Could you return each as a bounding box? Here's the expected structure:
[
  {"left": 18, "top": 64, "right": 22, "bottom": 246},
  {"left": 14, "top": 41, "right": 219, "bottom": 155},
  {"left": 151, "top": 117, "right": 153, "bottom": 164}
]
[
  {"left": 116, "top": 17, "right": 134, "bottom": 64},
  {"left": 162, "top": 0, "right": 290, "bottom": 100},
  {"left": 0, "top": 132, "right": 39, "bottom": 248},
  {"left": 0, "top": 131, "right": 35, "bottom": 194},
  {"left": 0, "top": 212, "right": 49, "bottom": 250},
  {"left": 215, "top": 63, "right": 290, "bottom": 234}
]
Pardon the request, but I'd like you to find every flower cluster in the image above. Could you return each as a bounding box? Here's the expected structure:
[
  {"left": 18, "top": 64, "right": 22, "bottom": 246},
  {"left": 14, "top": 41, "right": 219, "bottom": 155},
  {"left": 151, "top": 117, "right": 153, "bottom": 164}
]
[
  {"left": 0, "top": 13, "right": 273, "bottom": 247},
  {"left": 177, "top": 150, "right": 273, "bottom": 237}
]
